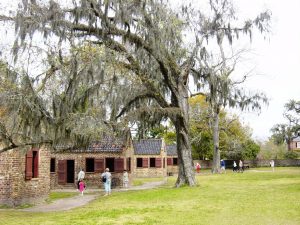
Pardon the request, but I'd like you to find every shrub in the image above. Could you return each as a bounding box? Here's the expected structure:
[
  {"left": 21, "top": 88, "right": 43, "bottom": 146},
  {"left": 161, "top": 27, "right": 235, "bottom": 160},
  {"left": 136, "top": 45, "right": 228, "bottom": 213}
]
[{"left": 284, "top": 151, "right": 299, "bottom": 159}]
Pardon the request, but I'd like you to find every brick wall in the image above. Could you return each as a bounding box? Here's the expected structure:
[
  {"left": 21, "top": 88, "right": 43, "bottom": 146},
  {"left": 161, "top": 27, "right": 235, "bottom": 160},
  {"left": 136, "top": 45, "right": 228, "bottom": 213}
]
[
  {"left": 50, "top": 149, "right": 133, "bottom": 189},
  {"left": 167, "top": 165, "right": 178, "bottom": 175},
  {"left": 166, "top": 156, "right": 178, "bottom": 175},
  {"left": 0, "top": 145, "right": 51, "bottom": 207},
  {"left": 132, "top": 155, "right": 167, "bottom": 178}
]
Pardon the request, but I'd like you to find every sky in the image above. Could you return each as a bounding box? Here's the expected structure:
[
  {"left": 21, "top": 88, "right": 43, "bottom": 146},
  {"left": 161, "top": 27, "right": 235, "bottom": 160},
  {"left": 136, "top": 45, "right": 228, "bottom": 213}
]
[
  {"left": 230, "top": 0, "right": 300, "bottom": 140},
  {"left": 0, "top": 0, "right": 299, "bottom": 141}
]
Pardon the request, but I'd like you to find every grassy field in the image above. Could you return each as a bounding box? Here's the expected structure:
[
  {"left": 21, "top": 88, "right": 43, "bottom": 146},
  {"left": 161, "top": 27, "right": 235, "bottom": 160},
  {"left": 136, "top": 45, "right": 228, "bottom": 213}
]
[
  {"left": 46, "top": 192, "right": 79, "bottom": 203},
  {"left": 0, "top": 167, "right": 299, "bottom": 225}
]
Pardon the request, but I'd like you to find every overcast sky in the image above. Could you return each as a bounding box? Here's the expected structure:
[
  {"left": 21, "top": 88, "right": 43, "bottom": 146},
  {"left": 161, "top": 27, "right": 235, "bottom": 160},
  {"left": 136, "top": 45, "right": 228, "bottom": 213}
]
[
  {"left": 0, "top": 0, "right": 299, "bottom": 141},
  {"left": 231, "top": 0, "right": 300, "bottom": 140}
]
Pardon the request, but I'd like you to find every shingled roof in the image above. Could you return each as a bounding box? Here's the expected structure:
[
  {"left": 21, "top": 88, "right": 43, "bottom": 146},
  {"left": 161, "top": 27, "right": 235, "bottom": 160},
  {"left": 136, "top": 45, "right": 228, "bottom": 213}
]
[
  {"left": 166, "top": 144, "right": 177, "bottom": 156},
  {"left": 133, "top": 139, "right": 162, "bottom": 155},
  {"left": 292, "top": 136, "right": 300, "bottom": 142},
  {"left": 54, "top": 136, "right": 126, "bottom": 153}
]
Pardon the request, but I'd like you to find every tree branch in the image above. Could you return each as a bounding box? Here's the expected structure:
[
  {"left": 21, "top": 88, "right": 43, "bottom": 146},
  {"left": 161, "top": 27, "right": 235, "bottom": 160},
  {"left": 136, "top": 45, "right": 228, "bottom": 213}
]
[
  {"left": 116, "top": 92, "right": 169, "bottom": 119},
  {"left": 0, "top": 140, "right": 53, "bottom": 153}
]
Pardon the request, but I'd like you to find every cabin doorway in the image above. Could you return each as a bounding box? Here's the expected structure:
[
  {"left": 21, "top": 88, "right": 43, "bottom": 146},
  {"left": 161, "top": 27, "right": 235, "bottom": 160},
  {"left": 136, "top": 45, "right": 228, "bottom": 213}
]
[
  {"left": 66, "top": 160, "right": 74, "bottom": 183},
  {"left": 106, "top": 158, "right": 115, "bottom": 172}
]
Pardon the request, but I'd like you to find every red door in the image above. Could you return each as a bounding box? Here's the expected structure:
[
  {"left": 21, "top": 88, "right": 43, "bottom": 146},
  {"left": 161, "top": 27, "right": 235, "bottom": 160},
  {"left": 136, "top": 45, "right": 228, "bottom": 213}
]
[{"left": 57, "top": 160, "right": 67, "bottom": 184}]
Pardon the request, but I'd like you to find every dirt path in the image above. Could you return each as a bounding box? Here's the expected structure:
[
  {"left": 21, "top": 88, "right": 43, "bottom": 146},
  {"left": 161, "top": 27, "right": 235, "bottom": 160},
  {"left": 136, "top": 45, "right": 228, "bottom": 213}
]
[
  {"left": 21, "top": 194, "right": 98, "bottom": 212},
  {"left": 20, "top": 180, "right": 166, "bottom": 212}
]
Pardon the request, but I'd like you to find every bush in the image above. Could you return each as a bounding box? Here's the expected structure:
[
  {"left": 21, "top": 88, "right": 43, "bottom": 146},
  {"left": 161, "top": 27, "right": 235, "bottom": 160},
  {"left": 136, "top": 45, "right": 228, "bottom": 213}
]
[{"left": 284, "top": 151, "right": 299, "bottom": 159}]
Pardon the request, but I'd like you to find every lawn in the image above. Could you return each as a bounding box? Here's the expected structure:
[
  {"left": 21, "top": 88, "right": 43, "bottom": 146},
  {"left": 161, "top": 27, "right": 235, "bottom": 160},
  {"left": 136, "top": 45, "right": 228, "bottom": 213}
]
[
  {"left": 0, "top": 167, "right": 299, "bottom": 225},
  {"left": 46, "top": 192, "right": 79, "bottom": 203}
]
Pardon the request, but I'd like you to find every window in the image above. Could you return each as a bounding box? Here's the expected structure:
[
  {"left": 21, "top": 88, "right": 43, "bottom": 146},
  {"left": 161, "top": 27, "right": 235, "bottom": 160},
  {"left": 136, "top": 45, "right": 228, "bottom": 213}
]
[
  {"left": 150, "top": 158, "right": 156, "bottom": 167},
  {"left": 25, "top": 149, "right": 39, "bottom": 180},
  {"left": 106, "top": 158, "right": 115, "bottom": 172},
  {"left": 137, "top": 158, "right": 143, "bottom": 168},
  {"left": 136, "top": 158, "right": 148, "bottom": 168},
  {"left": 32, "top": 151, "right": 39, "bottom": 178},
  {"left": 86, "top": 158, "right": 95, "bottom": 172},
  {"left": 173, "top": 158, "right": 178, "bottom": 165},
  {"left": 50, "top": 158, "right": 55, "bottom": 172},
  {"left": 297, "top": 142, "right": 300, "bottom": 149}
]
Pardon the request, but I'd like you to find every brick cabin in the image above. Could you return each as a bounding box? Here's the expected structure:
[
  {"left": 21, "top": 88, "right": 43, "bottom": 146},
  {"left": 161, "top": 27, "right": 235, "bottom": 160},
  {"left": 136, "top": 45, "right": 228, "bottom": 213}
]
[
  {"left": 132, "top": 139, "right": 167, "bottom": 178},
  {"left": 50, "top": 136, "right": 133, "bottom": 189},
  {"left": 0, "top": 145, "right": 51, "bottom": 207},
  {"left": 166, "top": 144, "right": 178, "bottom": 175},
  {"left": 288, "top": 136, "right": 300, "bottom": 151}
]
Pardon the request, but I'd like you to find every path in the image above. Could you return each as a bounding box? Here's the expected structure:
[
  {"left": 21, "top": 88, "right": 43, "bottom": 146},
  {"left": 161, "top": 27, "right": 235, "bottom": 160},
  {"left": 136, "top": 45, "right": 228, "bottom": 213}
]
[
  {"left": 21, "top": 194, "right": 98, "bottom": 212},
  {"left": 20, "top": 180, "right": 166, "bottom": 212}
]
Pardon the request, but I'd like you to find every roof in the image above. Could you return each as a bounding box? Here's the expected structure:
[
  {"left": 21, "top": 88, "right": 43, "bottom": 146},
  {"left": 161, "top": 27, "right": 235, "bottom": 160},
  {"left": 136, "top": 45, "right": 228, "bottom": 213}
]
[
  {"left": 54, "top": 136, "right": 126, "bottom": 153},
  {"left": 166, "top": 144, "right": 177, "bottom": 156},
  {"left": 292, "top": 136, "right": 300, "bottom": 142},
  {"left": 133, "top": 139, "right": 162, "bottom": 155}
]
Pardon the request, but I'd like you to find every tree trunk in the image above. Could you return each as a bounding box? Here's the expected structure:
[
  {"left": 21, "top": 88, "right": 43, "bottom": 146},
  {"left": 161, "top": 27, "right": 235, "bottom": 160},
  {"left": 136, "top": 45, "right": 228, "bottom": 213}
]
[
  {"left": 211, "top": 111, "right": 220, "bottom": 173},
  {"left": 173, "top": 83, "right": 196, "bottom": 187}
]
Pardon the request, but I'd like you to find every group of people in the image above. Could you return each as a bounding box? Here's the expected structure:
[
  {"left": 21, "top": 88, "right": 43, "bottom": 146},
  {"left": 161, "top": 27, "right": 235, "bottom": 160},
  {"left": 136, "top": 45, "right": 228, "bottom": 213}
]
[
  {"left": 194, "top": 159, "right": 247, "bottom": 173},
  {"left": 232, "top": 160, "right": 244, "bottom": 173},
  {"left": 76, "top": 168, "right": 129, "bottom": 196}
]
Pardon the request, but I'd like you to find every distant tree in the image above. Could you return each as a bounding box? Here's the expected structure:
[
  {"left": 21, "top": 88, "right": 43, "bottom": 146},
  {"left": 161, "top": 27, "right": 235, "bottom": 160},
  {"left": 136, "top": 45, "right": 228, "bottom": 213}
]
[
  {"left": 189, "top": 95, "right": 260, "bottom": 160},
  {"left": 284, "top": 151, "right": 299, "bottom": 159},
  {"left": 257, "top": 139, "right": 287, "bottom": 160},
  {"left": 271, "top": 100, "right": 300, "bottom": 149},
  {"left": 137, "top": 123, "right": 176, "bottom": 145},
  {"left": 191, "top": 0, "right": 270, "bottom": 173}
]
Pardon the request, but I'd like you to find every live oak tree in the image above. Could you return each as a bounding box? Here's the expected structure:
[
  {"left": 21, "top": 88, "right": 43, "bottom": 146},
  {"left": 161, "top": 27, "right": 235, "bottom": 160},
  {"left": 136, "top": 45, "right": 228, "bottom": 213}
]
[
  {"left": 0, "top": 45, "right": 123, "bottom": 153},
  {"left": 1, "top": 0, "right": 198, "bottom": 186},
  {"left": 0, "top": 0, "right": 270, "bottom": 185}
]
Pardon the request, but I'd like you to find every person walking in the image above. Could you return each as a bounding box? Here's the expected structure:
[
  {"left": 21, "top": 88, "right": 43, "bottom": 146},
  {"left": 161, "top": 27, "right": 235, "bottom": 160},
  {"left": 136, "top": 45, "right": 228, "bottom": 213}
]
[
  {"left": 270, "top": 160, "right": 275, "bottom": 172},
  {"left": 233, "top": 161, "right": 237, "bottom": 172},
  {"left": 195, "top": 162, "right": 201, "bottom": 173},
  {"left": 239, "top": 160, "right": 243, "bottom": 173},
  {"left": 101, "top": 168, "right": 112, "bottom": 196},
  {"left": 123, "top": 170, "right": 129, "bottom": 190},
  {"left": 79, "top": 179, "right": 85, "bottom": 196},
  {"left": 220, "top": 159, "right": 226, "bottom": 173},
  {"left": 77, "top": 169, "right": 85, "bottom": 190}
]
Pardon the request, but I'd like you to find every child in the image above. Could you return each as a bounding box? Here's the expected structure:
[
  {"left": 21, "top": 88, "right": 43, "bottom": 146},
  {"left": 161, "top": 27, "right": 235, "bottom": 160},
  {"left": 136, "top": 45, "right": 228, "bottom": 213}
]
[
  {"left": 79, "top": 179, "right": 85, "bottom": 196},
  {"left": 123, "top": 170, "right": 129, "bottom": 190}
]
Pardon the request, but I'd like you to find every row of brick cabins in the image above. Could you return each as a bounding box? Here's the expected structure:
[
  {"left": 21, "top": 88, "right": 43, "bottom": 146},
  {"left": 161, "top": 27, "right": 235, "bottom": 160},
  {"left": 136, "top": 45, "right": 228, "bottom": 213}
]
[
  {"left": 131, "top": 139, "right": 178, "bottom": 177},
  {"left": 0, "top": 137, "right": 178, "bottom": 206},
  {"left": 50, "top": 136, "right": 133, "bottom": 189}
]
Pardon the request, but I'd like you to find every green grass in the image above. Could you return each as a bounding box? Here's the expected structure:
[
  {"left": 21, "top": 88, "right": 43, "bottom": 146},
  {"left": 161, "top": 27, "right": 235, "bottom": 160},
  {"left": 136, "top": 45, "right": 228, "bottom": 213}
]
[
  {"left": 0, "top": 167, "right": 299, "bottom": 225},
  {"left": 132, "top": 177, "right": 165, "bottom": 186},
  {"left": 46, "top": 192, "right": 79, "bottom": 203}
]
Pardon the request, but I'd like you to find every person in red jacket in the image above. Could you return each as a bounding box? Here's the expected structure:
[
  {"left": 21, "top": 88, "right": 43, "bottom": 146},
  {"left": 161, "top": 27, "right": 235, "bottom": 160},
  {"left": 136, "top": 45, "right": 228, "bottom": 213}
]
[{"left": 195, "top": 162, "right": 201, "bottom": 173}]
